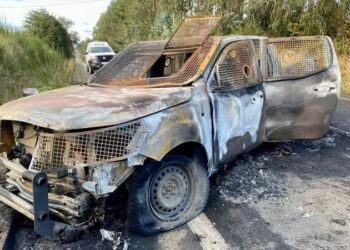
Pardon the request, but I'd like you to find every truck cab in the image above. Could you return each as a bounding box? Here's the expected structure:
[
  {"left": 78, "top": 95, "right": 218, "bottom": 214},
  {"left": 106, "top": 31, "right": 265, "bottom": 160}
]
[{"left": 0, "top": 17, "right": 341, "bottom": 242}]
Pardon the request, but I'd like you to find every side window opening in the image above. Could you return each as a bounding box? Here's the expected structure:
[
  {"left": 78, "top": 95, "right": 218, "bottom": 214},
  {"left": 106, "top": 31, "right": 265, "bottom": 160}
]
[
  {"left": 265, "top": 37, "right": 332, "bottom": 81},
  {"left": 213, "top": 41, "right": 260, "bottom": 91}
]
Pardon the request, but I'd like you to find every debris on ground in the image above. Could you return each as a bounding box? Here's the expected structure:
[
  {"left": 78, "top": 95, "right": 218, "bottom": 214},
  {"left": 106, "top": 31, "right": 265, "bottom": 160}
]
[
  {"left": 100, "top": 229, "right": 129, "bottom": 250},
  {"left": 213, "top": 129, "right": 342, "bottom": 205},
  {"left": 214, "top": 152, "right": 288, "bottom": 204}
]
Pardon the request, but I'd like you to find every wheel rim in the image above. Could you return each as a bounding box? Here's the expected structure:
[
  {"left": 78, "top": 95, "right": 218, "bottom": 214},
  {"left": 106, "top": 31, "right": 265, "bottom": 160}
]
[{"left": 149, "top": 165, "right": 190, "bottom": 221}]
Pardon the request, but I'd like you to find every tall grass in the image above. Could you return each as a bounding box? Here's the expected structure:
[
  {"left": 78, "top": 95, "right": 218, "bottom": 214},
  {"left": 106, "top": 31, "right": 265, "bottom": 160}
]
[
  {"left": 0, "top": 22, "right": 74, "bottom": 104},
  {"left": 338, "top": 55, "right": 350, "bottom": 95}
]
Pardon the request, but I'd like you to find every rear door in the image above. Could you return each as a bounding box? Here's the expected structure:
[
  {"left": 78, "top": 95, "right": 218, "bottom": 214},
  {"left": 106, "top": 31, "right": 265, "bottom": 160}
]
[{"left": 262, "top": 36, "right": 340, "bottom": 140}]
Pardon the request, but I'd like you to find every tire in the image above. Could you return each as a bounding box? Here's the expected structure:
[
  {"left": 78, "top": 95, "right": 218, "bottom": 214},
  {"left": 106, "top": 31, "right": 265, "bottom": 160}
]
[{"left": 126, "top": 153, "right": 209, "bottom": 235}]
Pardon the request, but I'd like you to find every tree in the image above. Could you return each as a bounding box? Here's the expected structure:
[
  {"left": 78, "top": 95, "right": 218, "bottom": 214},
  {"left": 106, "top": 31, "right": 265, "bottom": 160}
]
[
  {"left": 24, "top": 9, "right": 73, "bottom": 57},
  {"left": 93, "top": 0, "right": 350, "bottom": 53}
]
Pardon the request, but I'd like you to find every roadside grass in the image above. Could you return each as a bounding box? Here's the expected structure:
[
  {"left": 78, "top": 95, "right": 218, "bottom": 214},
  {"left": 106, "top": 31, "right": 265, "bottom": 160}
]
[
  {"left": 0, "top": 22, "right": 74, "bottom": 104},
  {"left": 338, "top": 55, "right": 350, "bottom": 95}
]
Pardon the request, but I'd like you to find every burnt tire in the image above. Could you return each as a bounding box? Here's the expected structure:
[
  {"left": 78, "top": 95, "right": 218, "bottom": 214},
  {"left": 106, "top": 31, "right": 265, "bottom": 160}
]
[{"left": 126, "top": 154, "right": 209, "bottom": 235}]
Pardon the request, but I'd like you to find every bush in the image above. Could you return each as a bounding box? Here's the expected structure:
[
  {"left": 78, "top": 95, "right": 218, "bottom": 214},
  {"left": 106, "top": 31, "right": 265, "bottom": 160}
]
[
  {"left": 0, "top": 22, "right": 74, "bottom": 104},
  {"left": 338, "top": 55, "right": 350, "bottom": 95},
  {"left": 24, "top": 9, "right": 73, "bottom": 58}
]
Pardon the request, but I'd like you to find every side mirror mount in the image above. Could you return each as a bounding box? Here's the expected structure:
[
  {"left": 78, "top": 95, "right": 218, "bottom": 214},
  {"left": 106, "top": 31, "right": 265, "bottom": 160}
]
[{"left": 23, "top": 88, "right": 39, "bottom": 97}]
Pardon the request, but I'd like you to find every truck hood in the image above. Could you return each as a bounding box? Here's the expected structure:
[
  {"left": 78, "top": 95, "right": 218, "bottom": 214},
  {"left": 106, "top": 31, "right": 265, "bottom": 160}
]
[{"left": 0, "top": 85, "right": 193, "bottom": 131}]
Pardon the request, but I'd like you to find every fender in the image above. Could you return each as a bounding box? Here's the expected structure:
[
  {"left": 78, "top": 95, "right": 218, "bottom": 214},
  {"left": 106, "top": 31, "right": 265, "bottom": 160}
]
[{"left": 138, "top": 106, "right": 210, "bottom": 163}]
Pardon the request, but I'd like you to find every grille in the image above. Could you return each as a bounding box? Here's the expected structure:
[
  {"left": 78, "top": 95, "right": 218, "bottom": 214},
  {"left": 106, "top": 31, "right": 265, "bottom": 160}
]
[
  {"left": 166, "top": 16, "right": 221, "bottom": 49},
  {"left": 216, "top": 41, "right": 260, "bottom": 90},
  {"left": 97, "top": 55, "right": 113, "bottom": 62},
  {"left": 266, "top": 36, "right": 332, "bottom": 80},
  {"left": 30, "top": 122, "right": 146, "bottom": 171}
]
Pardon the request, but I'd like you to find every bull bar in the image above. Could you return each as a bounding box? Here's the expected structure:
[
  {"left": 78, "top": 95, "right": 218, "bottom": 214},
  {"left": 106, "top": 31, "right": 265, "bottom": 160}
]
[{"left": 0, "top": 157, "right": 81, "bottom": 242}]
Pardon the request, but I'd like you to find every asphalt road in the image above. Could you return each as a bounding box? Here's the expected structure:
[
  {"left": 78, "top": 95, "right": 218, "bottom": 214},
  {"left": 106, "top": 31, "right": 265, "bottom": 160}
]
[{"left": 2, "top": 98, "right": 348, "bottom": 250}]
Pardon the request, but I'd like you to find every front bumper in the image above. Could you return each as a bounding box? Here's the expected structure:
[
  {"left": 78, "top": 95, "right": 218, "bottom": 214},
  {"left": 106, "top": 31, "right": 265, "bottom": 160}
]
[
  {"left": 88, "top": 61, "right": 108, "bottom": 70},
  {"left": 0, "top": 157, "right": 88, "bottom": 242},
  {"left": 0, "top": 171, "right": 81, "bottom": 242}
]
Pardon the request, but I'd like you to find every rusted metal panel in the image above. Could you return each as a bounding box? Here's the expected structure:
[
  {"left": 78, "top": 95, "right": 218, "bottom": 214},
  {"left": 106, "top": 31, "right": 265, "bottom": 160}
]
[
  {"left": 101, "top": 37, "right": 221, "bottom": 87},
  {"left": 138, "top": 80, "right": 214, "bottom": 171},
  {"left": 0, "top": 85, "right": 193, "bottom": 131},
  {"left": 90, "top": 16, "right": 221, "bottom": 87},
  {"left": 165, "top": 16, "right": 221, "bottom": 49},
  {"left": 89, "top": 40, "right": 167, "bottom": 85}
]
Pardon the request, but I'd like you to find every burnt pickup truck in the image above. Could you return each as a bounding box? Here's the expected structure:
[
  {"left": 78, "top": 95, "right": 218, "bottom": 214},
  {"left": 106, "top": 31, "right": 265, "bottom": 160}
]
[{"left": 0, "top": 16, "right": 341, "bottom": 241}]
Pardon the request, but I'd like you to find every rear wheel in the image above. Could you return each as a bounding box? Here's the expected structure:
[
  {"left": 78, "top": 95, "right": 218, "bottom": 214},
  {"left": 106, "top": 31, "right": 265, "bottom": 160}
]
[{"left": 127, "top": 154, "right": 209, "bottom": 235}]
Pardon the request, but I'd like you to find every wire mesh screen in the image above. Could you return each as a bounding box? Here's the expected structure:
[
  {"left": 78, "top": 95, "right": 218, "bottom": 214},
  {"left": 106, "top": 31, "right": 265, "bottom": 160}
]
[
  {"left": 166, "top": 16, "right": 221, "bottom": 49},
  {"left": 90, "top": 41, "right": 166, "bottom": 84},
  {"left": 216, "top": 41, "right": 260, "bottom": 90},
  {"left": 107, "top": 37, "right": 220, "bottom": 87},
  {"left": 266, "top": 36, "right": 332, "bottom": 80},
  {"left": 89, "top": 16, "right": 221, "bottom": 86},
  {"left": 30, "top": 122, "right": 145, "bottom": 171}
]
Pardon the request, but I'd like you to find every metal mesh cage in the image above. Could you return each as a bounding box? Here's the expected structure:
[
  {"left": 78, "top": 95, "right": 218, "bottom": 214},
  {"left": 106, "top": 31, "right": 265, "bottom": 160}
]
[
  {"left": 216, "top": 41, "right": 260, "bottom": 90},
  {"left": 89, "top": 16, "right": 221, "bottom": 86},
  {"left": 89, "top": 41, "right": 166, "bottom": 85},
  {"left": 266, "top": 36, "right": 332, "bottom": 80},
  {"left": 106, "top": 37, "right": 220, "bottom": 87},
  {"left": 166, "top": 16, "right": 221, "bottom": 49},
  {"left": 30, "top": 122, "right": 146, "bottom": 171}
]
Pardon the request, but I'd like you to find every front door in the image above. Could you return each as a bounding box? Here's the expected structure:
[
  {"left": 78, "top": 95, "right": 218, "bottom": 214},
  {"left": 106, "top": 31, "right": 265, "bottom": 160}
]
[
  {"left": 262, "top": 36, "right": 340, "bottom": 140},
  {"left": 208, "top": 40, "right": 265, "bottom": 164}
]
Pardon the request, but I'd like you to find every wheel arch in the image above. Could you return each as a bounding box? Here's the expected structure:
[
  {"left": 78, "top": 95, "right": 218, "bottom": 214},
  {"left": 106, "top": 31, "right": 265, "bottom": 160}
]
[{"left": 165, "top": 141, "right": 209, "bottom": 171}]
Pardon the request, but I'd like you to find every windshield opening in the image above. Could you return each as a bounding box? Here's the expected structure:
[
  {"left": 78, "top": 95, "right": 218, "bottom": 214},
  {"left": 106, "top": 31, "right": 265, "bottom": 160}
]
[
  {"left": 89, "top": 46, "right": 113, "bottom": 53},
  {"left": 89, "top": 37, "right": 221, "bottom": 88},
  {"left": 145, "top": 51, "right": 194, "bottom": 78}
]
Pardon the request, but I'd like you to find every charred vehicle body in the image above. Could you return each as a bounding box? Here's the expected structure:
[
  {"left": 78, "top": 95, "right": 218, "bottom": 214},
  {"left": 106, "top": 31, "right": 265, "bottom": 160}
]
[{"left": 0, "top": 17, "right": 341, "bottom": 241}]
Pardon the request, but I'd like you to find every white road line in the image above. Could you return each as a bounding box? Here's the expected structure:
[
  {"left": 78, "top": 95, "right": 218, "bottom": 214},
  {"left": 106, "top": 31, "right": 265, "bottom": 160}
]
[
  {"left": 340, "top": 97, "right": 350, "bottom": 102},
  {"left": 188, "top": 213, "right": 230, "bottom": 250}
]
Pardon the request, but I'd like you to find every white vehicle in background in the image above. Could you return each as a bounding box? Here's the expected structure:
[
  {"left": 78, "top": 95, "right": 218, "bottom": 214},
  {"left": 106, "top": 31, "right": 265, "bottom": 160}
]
[{"left": 84, "top": 41, "right": 116, "bottom": 74}]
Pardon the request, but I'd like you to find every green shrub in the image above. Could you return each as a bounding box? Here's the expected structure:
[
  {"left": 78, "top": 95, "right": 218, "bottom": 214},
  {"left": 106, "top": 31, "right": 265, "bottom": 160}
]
[
  {"left": 0, "top": 22, "right": 73, "bottom": 104},
  {"left": 24, "top": 9, "right": 73, "bottom": 58}
]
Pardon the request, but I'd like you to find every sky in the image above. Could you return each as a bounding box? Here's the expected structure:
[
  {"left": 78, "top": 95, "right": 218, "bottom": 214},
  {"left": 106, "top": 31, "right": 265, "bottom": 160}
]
[{"left": 0, "top": 0, "right": 111, "bottom": 40}]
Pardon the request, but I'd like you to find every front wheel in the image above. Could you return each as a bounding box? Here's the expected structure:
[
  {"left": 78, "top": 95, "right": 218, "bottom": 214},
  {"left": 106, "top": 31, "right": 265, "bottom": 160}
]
[{"left": 126, "top": 154, "right": 209, "bottom": 235}]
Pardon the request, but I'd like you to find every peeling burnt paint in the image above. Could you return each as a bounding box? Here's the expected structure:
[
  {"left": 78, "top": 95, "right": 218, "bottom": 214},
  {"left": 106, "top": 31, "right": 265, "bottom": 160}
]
[
  {"left": 0, "top": 85, "right": 193, "bottom": 131},
  {"left": 138, "top": 79, "right": 214, "bottom": 171},
  {"left": 207, "top": 83, "right": 266, "bottom": 167},
  {"left": 264, "top": 66, "right": 340, "bottom": 141}
]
